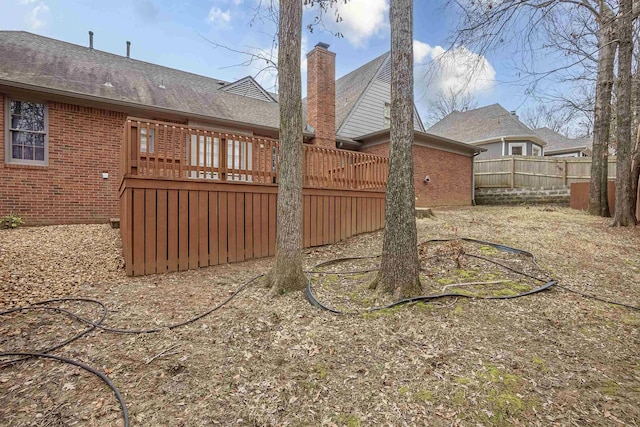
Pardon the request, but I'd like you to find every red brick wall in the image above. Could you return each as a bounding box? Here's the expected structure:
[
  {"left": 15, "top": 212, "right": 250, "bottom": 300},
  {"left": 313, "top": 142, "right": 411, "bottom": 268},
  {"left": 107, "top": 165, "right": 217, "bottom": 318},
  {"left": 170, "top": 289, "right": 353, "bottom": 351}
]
[
  {"left": 0, "top": 95, "right": 127, "bottom": 225},
  {"left": 306, "top": 45, "right": 336, "bottom": 149},
  {"left": 360, "top": 142, "right": 473, "bottom": 207}
]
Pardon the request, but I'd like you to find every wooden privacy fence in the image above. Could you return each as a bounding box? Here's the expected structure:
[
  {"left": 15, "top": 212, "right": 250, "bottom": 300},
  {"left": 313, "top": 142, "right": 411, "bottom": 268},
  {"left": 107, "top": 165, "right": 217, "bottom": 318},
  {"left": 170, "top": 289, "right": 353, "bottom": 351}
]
[
  {"left": 121, "top": 118, "right": 388, "bottom": 190},
  {"left": 474, "top": 156, "right": 617, "bottom": 188},
  {"left": 120, "top": 118, "right": 388, "bottom": 276}
]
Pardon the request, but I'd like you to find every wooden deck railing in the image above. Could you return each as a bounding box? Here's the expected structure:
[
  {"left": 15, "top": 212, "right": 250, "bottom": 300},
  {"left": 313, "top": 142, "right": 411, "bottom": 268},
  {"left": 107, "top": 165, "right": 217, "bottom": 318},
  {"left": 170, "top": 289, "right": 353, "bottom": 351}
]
[{"left": 121, "top": 118, "right": 389, "bottom": 190}]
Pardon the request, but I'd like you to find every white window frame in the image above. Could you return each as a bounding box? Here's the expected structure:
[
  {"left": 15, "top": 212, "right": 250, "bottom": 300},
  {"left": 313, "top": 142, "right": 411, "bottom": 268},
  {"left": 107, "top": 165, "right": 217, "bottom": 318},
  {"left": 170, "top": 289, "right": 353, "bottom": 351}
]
[
  {"left": 508, "top": 142, "right": 527, "bottom": 156},
  {"left": 531, "top": 144, "right": 543, "bottom": 157},
  {"left": 4, "top": 97, "right": 49, "bottom": 166}
]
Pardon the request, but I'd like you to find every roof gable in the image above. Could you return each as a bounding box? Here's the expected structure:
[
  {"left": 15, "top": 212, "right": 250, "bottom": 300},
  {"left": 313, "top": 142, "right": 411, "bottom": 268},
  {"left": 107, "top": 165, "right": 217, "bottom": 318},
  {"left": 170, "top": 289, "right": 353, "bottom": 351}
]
[
  {"left": 333, "top": 52, "right": 390, "bottom": 130},
  {"left": 336, "top": 53, "right": 425, "bottom": 137},
  {"left": 221, "top": 76, "right": 276, "bottom": 103}
]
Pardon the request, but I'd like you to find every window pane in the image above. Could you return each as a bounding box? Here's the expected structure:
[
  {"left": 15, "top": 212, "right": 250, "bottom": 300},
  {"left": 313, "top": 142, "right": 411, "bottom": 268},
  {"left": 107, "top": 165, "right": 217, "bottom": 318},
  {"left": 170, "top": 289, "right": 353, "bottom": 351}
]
[
  {"left": 213, "top": 138, "right": 219, "bottom": 168},
  {"left": 10, "top": 101, "right": 45, "bottom": 131},
  {"left": 12, "top": 131, "right": 26, "bottom": 145},
  {"left": 512, "top": 146, "right": 522, "bottom": 155},
  {"left": 12, "top": 145, "right": 22, "bottom": 159},
  {"left": 148, "top": 129, "right": 155, "bottom": 153},
  {"left": 35, "top": 147, "right": 45, "bottom": 161},
  {"left": 24, "top": 146, "right": 34, "bottom": 160},
  {"left": 33, "top": 134, "right": 45, "bottom": 147},
  {"left": 10, "top": 100, "right": 22, "bottom": 115}
]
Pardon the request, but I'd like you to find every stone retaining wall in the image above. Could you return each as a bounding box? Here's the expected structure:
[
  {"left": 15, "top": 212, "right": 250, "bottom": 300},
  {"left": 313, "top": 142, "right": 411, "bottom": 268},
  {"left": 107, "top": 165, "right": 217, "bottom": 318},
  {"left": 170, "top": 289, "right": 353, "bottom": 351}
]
[{"left": 475, "top": 186, "right": 570, "bottom": 206}]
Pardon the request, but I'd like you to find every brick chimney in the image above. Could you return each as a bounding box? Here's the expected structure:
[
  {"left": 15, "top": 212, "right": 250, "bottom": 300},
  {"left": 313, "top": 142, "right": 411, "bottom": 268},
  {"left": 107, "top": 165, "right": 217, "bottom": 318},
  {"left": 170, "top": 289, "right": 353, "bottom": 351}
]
[{"left": 306, "top": 42, "right": 336, "bottom": 149}]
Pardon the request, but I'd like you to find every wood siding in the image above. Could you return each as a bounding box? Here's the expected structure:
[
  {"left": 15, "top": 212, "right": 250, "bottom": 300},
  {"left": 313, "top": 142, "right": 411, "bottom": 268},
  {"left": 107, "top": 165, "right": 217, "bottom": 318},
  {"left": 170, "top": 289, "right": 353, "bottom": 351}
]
[
  {"left": 120, "top": 178, "right": 385, "bottom": 276},
  {"left": 338, "top": 79, "right": 424, "bottom": 138},
  {"left": 475, "top": 156, "right": 617, "bottom": 188}
]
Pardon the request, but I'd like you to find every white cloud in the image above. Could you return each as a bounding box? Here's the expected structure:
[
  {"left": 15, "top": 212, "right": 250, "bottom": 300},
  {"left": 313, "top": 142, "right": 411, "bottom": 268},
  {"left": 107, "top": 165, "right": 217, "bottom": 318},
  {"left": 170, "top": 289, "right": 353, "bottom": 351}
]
[
  {"left": 310, "top": 0, "right": 389, "bottom": 48},
  {"left": 19, "top": 0, "right": 38, "bottom": 4},
  {"left": 207, "top": 7, "right": 231, "bottom": 24},
  {"left": 25, "top": 2, "right": 49, "bottom": 31},
  {"left": 413, "top": 39, "right": 496, "bottom": 101}
]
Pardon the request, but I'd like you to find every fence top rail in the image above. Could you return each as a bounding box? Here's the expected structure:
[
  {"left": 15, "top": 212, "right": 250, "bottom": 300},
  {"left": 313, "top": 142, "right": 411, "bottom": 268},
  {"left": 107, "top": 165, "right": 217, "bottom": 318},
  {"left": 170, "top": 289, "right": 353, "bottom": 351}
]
[{"left": 475, "top": 156, "right": 617, "bottom": 163}]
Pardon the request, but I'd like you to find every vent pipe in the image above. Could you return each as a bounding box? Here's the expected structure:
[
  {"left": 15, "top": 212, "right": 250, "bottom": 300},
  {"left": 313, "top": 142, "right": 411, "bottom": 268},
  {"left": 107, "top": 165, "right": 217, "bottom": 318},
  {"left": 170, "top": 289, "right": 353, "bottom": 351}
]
[
  {"left": 89, "top": 31, "right": 94, "bottom": 50},
  {"left": 126, "top": 41, "right": 131, "bottom": 58}
]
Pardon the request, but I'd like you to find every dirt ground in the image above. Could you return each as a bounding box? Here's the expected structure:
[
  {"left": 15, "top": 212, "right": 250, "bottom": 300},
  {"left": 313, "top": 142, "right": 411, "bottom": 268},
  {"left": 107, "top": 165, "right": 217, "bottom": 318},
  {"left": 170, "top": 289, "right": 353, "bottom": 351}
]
[{"left": 1, "top": 205, "right": 639, "bottom": 426}]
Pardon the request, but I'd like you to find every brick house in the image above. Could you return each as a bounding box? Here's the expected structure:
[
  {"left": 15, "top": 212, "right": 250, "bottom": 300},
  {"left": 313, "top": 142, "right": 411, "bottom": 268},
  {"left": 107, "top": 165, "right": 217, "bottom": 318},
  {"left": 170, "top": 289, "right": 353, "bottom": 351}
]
[{"left": 1, "top": 31, "right": 482, "bottom": 225}]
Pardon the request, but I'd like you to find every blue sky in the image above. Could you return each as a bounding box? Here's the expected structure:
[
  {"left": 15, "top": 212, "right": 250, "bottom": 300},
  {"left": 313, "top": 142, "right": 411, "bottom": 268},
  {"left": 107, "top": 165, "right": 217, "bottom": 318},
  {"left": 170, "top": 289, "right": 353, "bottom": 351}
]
[{"left": 0, "top": 0, "right": 556, "bottom": 125}]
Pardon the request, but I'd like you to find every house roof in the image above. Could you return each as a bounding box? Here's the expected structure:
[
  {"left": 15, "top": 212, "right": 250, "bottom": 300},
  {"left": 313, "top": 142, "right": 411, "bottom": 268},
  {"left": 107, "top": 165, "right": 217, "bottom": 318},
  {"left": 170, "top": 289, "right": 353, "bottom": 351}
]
[
  {"left": 302, "top": 51, "right": 391, "bottom": 136},
  {"left": 356, "top": 129, "right": 486, "bottom": 155},
  {"left": 0, "top": 31, "right": 280, "bottom": 130},
  {"left": 427, "top": 103, "right": 543, "bottom": 145},
  {"left": 533, "top": 127, "right": 591, "bottom": 154}
]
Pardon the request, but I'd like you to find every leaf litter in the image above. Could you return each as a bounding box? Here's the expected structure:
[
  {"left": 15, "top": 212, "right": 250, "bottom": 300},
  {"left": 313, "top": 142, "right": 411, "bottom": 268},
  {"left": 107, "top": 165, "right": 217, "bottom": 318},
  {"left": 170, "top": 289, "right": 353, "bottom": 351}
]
[{"left": 0, "top": 205, "right": 638, "bottom": 426}]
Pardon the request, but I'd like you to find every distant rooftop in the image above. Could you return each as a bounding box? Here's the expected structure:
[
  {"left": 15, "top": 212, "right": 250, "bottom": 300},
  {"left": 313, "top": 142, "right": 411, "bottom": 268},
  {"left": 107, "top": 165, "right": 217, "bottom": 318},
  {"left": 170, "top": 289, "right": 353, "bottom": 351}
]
[{"left": 427, "top": 103, "right": 541, "bottom": 144}]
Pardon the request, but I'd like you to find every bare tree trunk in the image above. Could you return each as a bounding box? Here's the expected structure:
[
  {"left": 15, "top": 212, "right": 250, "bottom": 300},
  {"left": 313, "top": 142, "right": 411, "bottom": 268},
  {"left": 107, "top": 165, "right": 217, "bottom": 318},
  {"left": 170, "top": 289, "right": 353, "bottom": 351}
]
[
  {"left": 589, "top": 8, "right": 616, "bottom": 218},
  {"left": 372, "top": 0, "right": 421, "bottom": 298},
  {"left": 632, "top": 28, "right": 640, "bottom": 221},
  {"left": 631, "top": 127, "right": 640, "bottom": 220},
  {"left": 267, "top": 0, "right": 306, "bottom": 294},
  {"left": 612, "top": 0, "right": 637, "bottom": 226}
]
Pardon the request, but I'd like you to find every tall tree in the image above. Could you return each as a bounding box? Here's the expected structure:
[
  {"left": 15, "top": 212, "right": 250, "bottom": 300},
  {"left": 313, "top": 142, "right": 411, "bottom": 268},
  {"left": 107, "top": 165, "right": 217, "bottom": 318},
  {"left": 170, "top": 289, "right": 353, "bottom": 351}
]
[
  {"left": 612, "top": 0, "right": 637, "bottom": 225},
  {"left": 446, "top": 0, "right": 631, "bottom": 218},
  {"left": 266, "top": 0, "right": 306, "bottom": 294},
  {"left": 372, "top": 0, "right": 422, "bottom": 298},
  {"left": 588, "top": 3, "right": 616, "bottom": 217}
]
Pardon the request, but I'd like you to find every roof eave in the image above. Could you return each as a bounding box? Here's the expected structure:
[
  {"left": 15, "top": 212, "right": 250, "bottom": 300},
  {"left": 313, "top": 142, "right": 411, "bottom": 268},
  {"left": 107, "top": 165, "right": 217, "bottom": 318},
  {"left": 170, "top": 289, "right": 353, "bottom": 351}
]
[
  {"left": 355, "top": 129, "right": 486, "bottom": 154},
  {"left": 0, "top": 78, "right": 281, "bottom": 134},
  {"left": 467, "top": 135, "right": 548, "bottom": 147}
]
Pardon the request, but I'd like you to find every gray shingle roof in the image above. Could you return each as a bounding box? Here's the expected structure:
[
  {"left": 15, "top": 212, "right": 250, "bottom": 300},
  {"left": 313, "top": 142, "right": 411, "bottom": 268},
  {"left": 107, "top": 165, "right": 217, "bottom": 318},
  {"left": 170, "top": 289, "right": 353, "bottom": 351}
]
[
  {"left": 533, "top": 127, "right": 591, "bottom": 154},
  {"left": 0, "top": 31, "right": 280, "bottom": 129},
  {"left": 302, "top": 51, "right": 390, "bottom": 136},
  {"left": 427, "top": 103, "right": 539, "bottom": 144}
]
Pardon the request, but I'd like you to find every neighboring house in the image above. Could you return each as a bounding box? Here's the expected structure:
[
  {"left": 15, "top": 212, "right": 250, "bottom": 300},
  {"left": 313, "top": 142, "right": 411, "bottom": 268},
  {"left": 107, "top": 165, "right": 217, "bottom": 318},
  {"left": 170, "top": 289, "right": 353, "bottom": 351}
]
[
  {"left": 427, "top": 104, "right": 546, "bottom": 160},
  {"left": 533, "top": 127, "right": 592, "bottom": 157},
  {"left": 0, "top": 32, "right": 482, "bottom": 225}
]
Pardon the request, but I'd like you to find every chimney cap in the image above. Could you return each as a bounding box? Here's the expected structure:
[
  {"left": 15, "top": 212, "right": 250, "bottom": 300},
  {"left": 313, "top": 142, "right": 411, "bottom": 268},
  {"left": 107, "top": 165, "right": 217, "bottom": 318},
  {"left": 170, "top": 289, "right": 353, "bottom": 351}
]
[
  {"left": 315, "top": 42, "right": 330, "bottom": 50},
  {"left": 510, "top": 110, "right": 517, "bottom": 115}
]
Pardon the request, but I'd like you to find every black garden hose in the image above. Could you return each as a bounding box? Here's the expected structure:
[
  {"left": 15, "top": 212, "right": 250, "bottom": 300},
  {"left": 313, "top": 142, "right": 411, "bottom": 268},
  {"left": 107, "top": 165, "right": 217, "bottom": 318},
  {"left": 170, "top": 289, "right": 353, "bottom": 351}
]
[
  {"left": 2, "top": 238, "right": 638, "bottom": 427},
  {"left": 305, "top": 238, "right": 558, "bottom": 315},
  {"left": 0, "top": 274, "right": 264, "bottom": 427}
]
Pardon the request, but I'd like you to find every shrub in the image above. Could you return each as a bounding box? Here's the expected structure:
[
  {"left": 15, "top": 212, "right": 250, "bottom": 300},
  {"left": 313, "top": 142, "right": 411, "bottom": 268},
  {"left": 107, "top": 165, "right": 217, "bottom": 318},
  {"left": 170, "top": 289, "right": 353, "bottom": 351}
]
[{"left": 0, "top": 213, "right": 25, "bottom": 229}]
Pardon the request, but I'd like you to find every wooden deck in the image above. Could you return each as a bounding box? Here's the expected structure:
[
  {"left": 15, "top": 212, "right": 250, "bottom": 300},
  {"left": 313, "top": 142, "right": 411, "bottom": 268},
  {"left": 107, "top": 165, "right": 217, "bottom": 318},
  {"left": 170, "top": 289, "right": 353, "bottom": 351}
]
[{"left": 119, "top": 119, "right": 389, "bottom": 276}]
